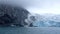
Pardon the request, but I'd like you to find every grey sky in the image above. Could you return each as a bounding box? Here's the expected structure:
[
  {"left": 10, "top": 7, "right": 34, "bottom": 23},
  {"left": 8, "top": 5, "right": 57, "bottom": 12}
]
[{"left": 0, "top": 0, "right": 60, "bottom": 14}]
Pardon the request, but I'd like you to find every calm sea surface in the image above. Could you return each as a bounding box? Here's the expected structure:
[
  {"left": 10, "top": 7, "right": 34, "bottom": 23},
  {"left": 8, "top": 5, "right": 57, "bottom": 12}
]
[{"left": 0, "top": 27, "right": 60, "bottom": 34}]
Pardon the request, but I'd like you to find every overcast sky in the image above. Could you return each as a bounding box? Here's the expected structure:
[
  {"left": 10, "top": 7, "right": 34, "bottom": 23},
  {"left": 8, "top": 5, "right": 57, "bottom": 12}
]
[
  {"left": 26, "top": 0, "right": 60, "bottom": 14},
  {"left": 0, "top": 0, "right": 60, "bottom": 14}
]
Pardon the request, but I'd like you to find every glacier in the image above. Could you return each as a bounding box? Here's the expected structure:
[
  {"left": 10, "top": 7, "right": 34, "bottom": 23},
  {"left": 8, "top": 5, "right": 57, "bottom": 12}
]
[{"left": 26, "top": 13, "right": 60, "bottom": 27}]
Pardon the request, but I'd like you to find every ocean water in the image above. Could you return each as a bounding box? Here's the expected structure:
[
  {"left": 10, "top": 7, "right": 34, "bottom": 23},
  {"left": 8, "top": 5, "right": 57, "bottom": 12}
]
[{"left": 0, "top": 27, "right": 60, "bottom": 34}]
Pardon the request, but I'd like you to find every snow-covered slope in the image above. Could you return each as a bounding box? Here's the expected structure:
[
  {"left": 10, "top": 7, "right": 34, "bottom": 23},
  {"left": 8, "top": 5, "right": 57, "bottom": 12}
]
[{"left": 26, "top": 13, "right": 60, "bottom": 27}]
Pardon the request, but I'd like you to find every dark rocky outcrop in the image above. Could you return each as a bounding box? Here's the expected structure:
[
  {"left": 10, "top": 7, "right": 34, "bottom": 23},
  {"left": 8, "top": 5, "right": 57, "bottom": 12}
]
[{"left": 0, "top": 4, "right": 29, "bottom": 27}]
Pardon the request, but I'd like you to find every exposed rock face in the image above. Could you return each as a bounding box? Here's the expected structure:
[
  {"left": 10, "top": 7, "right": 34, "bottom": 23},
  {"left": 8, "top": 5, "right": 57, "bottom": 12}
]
[{"left": 0, "top": 4, "right": 29, "bottom": 27}]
